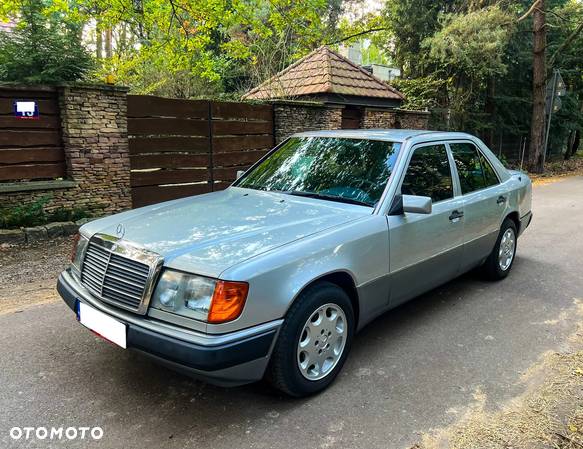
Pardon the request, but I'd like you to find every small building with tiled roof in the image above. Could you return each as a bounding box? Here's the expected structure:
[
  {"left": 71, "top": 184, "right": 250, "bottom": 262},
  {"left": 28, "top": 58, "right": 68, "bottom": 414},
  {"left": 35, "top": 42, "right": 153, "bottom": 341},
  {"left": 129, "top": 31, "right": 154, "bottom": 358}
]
[
  {"left": 243, "top": 46, "right": 405, "bottom": 109},
  {"left": 243, "top": 46, "right": 406, "bottom": 130}
]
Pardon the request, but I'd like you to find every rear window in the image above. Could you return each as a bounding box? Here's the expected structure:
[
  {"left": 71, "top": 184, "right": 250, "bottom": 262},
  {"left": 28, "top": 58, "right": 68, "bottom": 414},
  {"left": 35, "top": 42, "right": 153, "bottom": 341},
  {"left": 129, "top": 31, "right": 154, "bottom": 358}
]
[{"left": 450, "top": 142, "right": 498, "bottom": 194}]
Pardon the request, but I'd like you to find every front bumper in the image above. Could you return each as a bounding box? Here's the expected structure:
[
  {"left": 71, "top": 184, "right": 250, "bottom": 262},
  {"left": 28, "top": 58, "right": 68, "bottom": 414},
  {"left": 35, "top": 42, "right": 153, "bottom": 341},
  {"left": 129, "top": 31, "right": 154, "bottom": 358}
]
[{"left": 57, "top": 270, "right": 281, "bottom": 386}]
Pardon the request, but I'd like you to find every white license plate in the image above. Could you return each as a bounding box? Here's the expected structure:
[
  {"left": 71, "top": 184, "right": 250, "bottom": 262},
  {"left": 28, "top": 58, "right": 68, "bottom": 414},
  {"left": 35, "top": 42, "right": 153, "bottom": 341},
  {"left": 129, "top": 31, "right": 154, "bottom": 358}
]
[{"left": 78, "top": 302, "right": 127, "bottom": 349}]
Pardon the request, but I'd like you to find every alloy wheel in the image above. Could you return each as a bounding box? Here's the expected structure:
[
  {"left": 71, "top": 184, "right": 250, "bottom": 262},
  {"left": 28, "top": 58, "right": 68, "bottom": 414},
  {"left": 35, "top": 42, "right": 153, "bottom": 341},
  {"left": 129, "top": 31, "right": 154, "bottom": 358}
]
[{"left": 296, "top": 303, "right": 347, "bottom": 381}]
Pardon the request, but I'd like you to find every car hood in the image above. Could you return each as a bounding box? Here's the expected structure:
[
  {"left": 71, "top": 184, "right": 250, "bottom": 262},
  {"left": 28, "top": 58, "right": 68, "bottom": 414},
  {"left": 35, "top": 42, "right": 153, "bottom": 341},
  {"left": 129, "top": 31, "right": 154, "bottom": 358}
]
[{"left": 81, "top": 187, "right": 369, "bottom": 278}]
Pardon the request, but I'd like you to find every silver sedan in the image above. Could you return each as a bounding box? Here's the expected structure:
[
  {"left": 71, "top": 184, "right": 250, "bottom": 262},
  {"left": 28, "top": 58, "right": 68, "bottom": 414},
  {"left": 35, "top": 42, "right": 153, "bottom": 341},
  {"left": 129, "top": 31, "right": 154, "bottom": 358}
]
[{"left": 58, "top": 130, "right": 532, "bottom": 397}]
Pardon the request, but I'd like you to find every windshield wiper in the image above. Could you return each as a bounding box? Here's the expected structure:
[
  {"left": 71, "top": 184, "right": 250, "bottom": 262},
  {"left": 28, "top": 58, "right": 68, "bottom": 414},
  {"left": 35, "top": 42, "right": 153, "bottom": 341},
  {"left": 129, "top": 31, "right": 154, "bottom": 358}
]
[{"left": 279, "top": 190, "right": 373, "bottom": 207}]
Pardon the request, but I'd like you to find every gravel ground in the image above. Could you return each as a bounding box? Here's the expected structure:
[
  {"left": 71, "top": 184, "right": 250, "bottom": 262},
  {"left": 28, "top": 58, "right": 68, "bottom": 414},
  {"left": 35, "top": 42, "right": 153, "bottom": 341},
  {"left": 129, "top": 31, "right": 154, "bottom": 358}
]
[
  {"left": 415, "top": 302, "right": 583, "bottom": 449},
  {"left": 0, "top": 237, "right": 72, "bottom": 314}
]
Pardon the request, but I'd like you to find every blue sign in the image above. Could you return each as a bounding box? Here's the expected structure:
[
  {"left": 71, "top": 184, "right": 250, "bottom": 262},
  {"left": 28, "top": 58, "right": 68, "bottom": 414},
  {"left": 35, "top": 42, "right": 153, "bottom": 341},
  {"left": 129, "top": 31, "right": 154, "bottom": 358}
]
[{"left": 14, "top": 100, "right": 39, "bottom": 119}]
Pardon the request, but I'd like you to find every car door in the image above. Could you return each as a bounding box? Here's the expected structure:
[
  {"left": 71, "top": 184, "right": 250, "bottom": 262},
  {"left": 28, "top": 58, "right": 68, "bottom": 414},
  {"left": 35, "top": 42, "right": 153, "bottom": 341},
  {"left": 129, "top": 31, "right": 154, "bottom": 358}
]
[
  {"left": 388, "top": 142, "right": 465, "bottom": 306},
  {"left": 448, "top": 141, "right": 508, "bottom": 270}
]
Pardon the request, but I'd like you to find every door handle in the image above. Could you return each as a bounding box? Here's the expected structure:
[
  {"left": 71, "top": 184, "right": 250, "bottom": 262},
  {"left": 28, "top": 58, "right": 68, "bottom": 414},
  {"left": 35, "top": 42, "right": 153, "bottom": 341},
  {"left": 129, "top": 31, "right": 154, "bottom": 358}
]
[
  {"left": 449, "top": 210, "right": 464, "bottom": 221},
  {"left": 497, "top": 196, "right": 507, "bottom": 205}
]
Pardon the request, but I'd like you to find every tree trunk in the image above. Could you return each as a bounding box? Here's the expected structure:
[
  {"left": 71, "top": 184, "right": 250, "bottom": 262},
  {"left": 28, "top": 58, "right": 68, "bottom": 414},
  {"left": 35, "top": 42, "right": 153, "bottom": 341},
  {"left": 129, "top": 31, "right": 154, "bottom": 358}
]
[
  {"left": 105, "top": 28, "right": 113, "bottom": 59},
  {"left": 96, "top": 28, "right": 103, "bottom": 59},
  {"left": 484, "top": 77, "right": 495, "bottom": 148},
  {"left": 326, "top": 0, "right": 342, "bottom": 39},
  {"left": 573, "top": 101, "right": 583, "bottom": 157},
  {"left": 120, "top": 24, "right": 127, "bottom": 52},
  {"left": 528, "top": 0, "right": 546, "bottom": 173},
  {"left": 565, "top": 130, "right": 575, "bottom": 160},
  {"left": 571, "top": 130, "right": 581, "bottom": 158}
]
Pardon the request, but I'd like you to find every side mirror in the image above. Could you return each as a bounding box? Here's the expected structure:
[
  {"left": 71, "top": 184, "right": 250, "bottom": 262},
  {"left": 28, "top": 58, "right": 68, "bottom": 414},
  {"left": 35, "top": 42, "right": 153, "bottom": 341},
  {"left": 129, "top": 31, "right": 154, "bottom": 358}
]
[
  {"left": 389, "top": 194, "right": 432, "bottom": 215},
  {"left": 402, "top": 194, "right": 432, "bottom": 214},
  {"left": 236, "top": 170, "right": 245, "bottom": 180}
]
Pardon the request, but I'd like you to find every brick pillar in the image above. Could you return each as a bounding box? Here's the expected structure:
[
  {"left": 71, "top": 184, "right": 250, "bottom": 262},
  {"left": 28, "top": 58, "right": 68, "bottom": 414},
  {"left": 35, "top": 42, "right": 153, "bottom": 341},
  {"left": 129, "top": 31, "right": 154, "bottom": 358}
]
[
  {"left": 323, "top": 106, "right": 343, "bottom": 130},
  {"left": 59, "top": 85, "right": 132, "bottom": 214}
]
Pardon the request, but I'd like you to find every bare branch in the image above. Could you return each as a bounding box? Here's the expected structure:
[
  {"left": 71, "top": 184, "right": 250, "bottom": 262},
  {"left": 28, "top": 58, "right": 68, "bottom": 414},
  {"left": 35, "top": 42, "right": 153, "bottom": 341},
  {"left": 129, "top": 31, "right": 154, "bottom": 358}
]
[
  {"left": 517, "top": 0, "right": 541, "bottom": 23},
  {"left": 543, "top": 9, "right": 573, "bottom": 23},
  {"left": 549, "top": 20, "right": 583, "bottom": 66},
  {"left": 167, "top": 0, "right": 191, "bottom": 38},
  {"left": 325, "top": 27, "right": 388, "bottom": 46}
]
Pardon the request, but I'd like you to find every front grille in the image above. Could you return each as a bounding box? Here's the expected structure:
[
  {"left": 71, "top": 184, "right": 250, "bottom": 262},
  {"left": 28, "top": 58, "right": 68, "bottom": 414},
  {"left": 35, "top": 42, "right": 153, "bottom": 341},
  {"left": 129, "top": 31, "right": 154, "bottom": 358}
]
[{"left": 81, "top": 242, "right": 151, "bottom": 312}]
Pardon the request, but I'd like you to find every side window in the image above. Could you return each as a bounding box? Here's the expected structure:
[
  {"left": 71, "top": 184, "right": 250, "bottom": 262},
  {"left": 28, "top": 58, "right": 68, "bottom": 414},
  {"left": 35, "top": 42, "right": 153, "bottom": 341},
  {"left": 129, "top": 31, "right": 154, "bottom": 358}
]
[
  {"left": 478, "top": 152, "right": 500, "bottom": 187},
  {"left": 450, "top": 142, "right": 486, "bottom": 194},
  {"left": 401, "top": 144, "right": 453, "bottom": 203}
]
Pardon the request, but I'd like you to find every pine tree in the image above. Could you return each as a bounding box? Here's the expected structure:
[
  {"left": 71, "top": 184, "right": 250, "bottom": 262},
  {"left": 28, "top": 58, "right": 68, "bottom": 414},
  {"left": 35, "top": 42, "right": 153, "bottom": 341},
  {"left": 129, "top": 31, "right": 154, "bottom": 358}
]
[{"left": 0, "top": 0, "right": 94, "bottom": 84}]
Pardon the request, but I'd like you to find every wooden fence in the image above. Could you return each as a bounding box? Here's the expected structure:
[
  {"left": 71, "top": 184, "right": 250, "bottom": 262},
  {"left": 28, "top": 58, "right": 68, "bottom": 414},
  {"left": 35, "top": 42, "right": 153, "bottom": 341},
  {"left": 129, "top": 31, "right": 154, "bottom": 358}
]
[
  {"left": 128, "top": 95, "right": 274, "bottom": 207},
  {"left": 0, "top": 87, "right": 64, "bottom": 182}
]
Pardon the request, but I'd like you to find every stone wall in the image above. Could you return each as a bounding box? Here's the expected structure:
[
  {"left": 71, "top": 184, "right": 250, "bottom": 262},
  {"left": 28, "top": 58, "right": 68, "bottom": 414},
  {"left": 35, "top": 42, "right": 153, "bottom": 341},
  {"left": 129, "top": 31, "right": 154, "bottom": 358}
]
[
  {"left": 273, "top": 101, "right": 343, "bottom": 143},
  {"left": 0, "top": 85, "right": 132, "bottom": 216},
  {"left": 273, "top": 103, "right": 429, "bottom": 142},
  {"left": 362, "top": 108, "right": 429, "bottom": 130},
  {"left": 362, "top": 108, "right": 397, "bottom": 129},
  {"left": 396, "top": 109, "right": 430, "bottom": 129}
]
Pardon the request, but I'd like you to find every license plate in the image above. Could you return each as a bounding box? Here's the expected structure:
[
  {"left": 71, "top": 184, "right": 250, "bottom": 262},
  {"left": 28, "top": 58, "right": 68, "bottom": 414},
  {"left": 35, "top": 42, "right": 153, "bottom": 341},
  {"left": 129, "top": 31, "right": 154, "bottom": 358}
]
[{"left": 77, "top": 302, "right": 127, "bottom": 349}]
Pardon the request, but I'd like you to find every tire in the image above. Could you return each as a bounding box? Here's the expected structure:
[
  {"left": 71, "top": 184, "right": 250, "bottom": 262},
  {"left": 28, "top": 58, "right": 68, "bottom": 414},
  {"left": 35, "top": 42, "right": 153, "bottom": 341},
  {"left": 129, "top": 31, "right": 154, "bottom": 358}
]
[
  {"left": 482, "top": 218, "right": 518, "bottom": 280},
  {"left": 266, "top": 281, "right": 355, "bottom": 397}
]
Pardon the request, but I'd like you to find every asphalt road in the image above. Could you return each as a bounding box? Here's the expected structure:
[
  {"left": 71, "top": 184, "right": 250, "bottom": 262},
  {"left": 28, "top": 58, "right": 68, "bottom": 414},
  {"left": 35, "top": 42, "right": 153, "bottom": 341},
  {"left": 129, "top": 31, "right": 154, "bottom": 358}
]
[{"left": 1, "top": 177, "right": 582, "bottom": 449}]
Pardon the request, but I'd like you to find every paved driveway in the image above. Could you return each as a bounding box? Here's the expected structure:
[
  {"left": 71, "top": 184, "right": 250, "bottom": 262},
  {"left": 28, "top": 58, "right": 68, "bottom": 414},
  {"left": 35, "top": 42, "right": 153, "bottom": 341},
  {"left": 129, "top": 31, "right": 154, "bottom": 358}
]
[{"left": 1, "top": 177, "right": 582, "bottom": 449}]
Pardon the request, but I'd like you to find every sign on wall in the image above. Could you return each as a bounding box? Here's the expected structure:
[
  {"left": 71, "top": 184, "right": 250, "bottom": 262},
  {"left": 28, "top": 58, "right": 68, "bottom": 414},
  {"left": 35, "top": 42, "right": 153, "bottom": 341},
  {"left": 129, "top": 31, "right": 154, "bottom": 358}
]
[{"left": 13, "top": 100, "right": 39, "bottom": 119}]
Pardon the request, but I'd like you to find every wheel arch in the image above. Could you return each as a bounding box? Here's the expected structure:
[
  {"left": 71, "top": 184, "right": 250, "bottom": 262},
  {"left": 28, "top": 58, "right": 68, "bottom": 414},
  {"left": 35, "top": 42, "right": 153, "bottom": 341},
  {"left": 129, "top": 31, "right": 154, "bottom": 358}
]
[
  {"left": 505, "top": 210, "right": 520, "bottom": 233},
  {"left": 286, "top": 270, "right": 360, "bottom": 328}
]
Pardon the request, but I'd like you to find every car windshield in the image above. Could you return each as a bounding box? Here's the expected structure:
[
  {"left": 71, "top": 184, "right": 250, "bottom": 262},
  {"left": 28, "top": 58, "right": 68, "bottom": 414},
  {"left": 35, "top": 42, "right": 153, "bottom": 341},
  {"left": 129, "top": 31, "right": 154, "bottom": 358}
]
[{"left": 234, "top": 137, "right": 401, "bottom": 207}]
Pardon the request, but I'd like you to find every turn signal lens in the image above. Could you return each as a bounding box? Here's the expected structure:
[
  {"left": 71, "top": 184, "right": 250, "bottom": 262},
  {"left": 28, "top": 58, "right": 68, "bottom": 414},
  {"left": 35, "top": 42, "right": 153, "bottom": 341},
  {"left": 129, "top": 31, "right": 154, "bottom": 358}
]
[
  {"left": 208, "top": 281, "right": 249, "bottom": 324},
  {"left": 70, "top": 233, "right": 89, "bottom": 271},
  {"left": 71, "top": 233, "right": 81, "bottom": 263}
]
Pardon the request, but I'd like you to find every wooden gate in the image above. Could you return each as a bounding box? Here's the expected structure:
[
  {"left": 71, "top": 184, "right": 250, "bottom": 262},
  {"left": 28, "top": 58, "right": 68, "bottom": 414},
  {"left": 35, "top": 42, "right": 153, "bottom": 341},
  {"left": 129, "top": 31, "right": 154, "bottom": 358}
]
[
  {"left": 128, "top": 96, "right": 274, "bottom": 207},
  {"left": 0, "top": 87, "right": 64, "bottom": 182}
]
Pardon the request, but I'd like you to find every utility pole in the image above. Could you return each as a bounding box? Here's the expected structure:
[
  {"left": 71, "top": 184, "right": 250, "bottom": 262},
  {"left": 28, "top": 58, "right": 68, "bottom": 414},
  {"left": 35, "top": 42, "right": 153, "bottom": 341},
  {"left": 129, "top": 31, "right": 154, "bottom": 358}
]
[{"left": 542, "top": 69, "right": 558, "bottom": 166}]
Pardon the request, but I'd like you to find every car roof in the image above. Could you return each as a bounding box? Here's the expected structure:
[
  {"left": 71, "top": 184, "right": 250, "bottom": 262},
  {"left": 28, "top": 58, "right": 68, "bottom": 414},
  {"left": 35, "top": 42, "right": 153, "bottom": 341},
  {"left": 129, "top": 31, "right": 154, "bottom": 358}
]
[{"left": 292, "top": 129, "right": 477, "bottom": 143}]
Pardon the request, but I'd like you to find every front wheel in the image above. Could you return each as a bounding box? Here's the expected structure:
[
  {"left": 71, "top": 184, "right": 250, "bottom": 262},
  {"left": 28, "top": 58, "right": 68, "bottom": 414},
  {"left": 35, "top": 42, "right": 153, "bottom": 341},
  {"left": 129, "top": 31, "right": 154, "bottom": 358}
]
[
  {"left": 266, "top": 282, "right": 354, "bottom": 397},
  {"left": 482, "top": 218, "right": 517, "bottom": 280}
]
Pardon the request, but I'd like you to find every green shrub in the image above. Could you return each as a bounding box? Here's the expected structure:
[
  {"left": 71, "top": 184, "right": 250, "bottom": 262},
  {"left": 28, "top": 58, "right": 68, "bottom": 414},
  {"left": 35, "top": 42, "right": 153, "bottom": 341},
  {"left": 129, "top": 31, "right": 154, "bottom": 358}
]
[
  {"left": 48, "top": 207, "right": 88, "bottom": 223},
  {"left": 0, "top": 196, "right": 50, "bottom": 228},
  {"left": 0, "top": 196, "right": 89, "bottom": 229}
]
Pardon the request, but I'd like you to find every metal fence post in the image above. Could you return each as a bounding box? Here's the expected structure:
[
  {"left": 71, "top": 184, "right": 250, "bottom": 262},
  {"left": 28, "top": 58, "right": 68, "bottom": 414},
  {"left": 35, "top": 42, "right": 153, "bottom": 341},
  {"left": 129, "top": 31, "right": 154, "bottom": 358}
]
[{"left": 542, "top": 69, "right": 558, "bottom": 166}]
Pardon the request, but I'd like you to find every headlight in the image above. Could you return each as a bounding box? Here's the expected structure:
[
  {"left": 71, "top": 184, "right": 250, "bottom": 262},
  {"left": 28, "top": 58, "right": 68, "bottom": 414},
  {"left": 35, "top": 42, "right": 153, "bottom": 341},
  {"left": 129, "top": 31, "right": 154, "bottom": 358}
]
[
  {"left": 71, "top": 234, "right": 89, "bottom": 271},
  {"left": 151, "top": 269, "right": 248, "bottom": 323}
]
